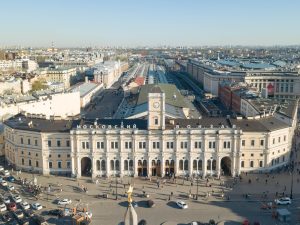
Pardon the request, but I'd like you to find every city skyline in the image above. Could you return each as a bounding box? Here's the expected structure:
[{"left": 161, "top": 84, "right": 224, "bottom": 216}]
[{"left": 1, "top": 0, "right": 300, "bottom": 47}]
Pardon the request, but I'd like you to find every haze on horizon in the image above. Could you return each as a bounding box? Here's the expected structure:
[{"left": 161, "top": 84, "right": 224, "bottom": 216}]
[{"left": 1, "top": 0, "right": 300, "bottom": 48}]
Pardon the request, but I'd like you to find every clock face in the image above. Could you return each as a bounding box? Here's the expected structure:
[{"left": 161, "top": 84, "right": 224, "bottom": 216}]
[{"left": 153, "top": 102, "right": 160, "bottom": 109}]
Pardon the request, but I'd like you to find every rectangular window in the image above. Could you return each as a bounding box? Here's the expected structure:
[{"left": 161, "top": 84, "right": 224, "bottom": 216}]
[
  {"left": 223, "top": 141, "right": 226, "bottom": 148},
  {"left": 66, "top": 140, "right": 70, "bottom": 147},
  {"left": 82, "top": 142, "right": 86, "bottom": 149},
  {"left": 49, "top": 161, "right": 52, "bottom": 168},
  {"left": 57, "top": 140, "right": 61, "bottom": 147},
  {"left": 21, "top": 137, "right": 23, "bottom": 144},
  {"left": 212, "top": 141, "right": 215, "bottom": 148},
  {"left": 278, "top": 137, "right": 280, "bottom": 143},
  {"left": 260, "top": 140, "right": 264, "bottom": 146},
  {"left": 273, "top": 138, "right": 275, "bottom": 144},
  {"left": 27, "top": 139, "right": 31, "bottom": 145},
  {"left": 194, "top": 141, "right": 201, "bottom": 149},
  {"left": 143, "top": 142, "right": 146, "bottom": 149},
  {"left": 125, "top": 142, "right": 129, "bottom": 149},
  {"left": 97, "top": 142, "right": 100, "bottom": 149},
  {"left": 35, "top": 140, "right": 38, "bottom": 146},
  {"left": 290, "top": 84, "right": 293, "bottom": 93},
  {"left": 251, "top": 140, "right": 255, "bottom": 146},
  {"left": 250, "top": 161, "right": 254, "bottom": 167},
  {"left": 58, "top": 161, "right": 62, "bottom": 169},
  {"left": 86, "top": 142, "right": 90, "bottom": 149},
  {"left": 284, "top": 136, "right": 286, "bottom": 141},
  {"left": 29, "top": 160, "right": 32, "bottom": 166},
  {"left": 227, "top": 141, "right": 230, "bottom": 148},
  {"left": 101, "top": 142, "right": 104, "bottom": 149},
  {"left": 154, "top": 118, "right": 158, "bottom": 125},
  {"left": 139, "top": 142, "right": 142, "bottom": 149},
  {"left": 67, "top": 161, "right": 71, "bottom": 169},
  {"left": 209, "top": 142, "right": 212, "bottom": 148},
  {"left": 36, "top": 161, "right": 39, "bottom": 167},
  {"left": 242, "top": 140, "right": 245, "bottom": 146},
  {"left": 259, "top": 161, "right": 263, "bottom": 167},
  {"left": 48, "top": 140, "right": 52, "bottom": 147},
  {"left": 241, "top": 161, "right": 244, "bottom": 168},
  {"left": 167, "top": 142, "right": 173, "bottom": 149}
]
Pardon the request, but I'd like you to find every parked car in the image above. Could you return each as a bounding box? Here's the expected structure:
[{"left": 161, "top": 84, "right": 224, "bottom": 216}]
[
  {"left": 147, "top": 200, "right": 155, "bottom": 208},
  {"left": 32, "top": 203, "right": 43, "bottom": 210},
  {"left": 3, "top": 196, "right": 10, "bottom": 203},
  {"left": 47, "top": 209, "right": 63, "bottom": 217},
  {"left": 7, "top": 176, "right": 15, "bottom": 182},
  {"left": 274, "top": 197, "right": 292, "bottom": 205},
  {"left": 7, "top": 202, "right": 17, "bottom": 211},
  {"left": 132, "top": 201, "right": 138, "bottom": 208},
  {"left": 13, "top": 209, "right": 24, "bottom": 219},
  {"left": 12, "top": 195, "right": 22, "bottom": 203},
  {"left": 1, "top": 212, "right": 13, "bottom": 222},
  {"left": 0, "top": 176, "right": 3, "bottom": 182},
  {"left": 0, "top": 166, "right": 4, "bottom": 171},
  {"left": 2, "top": 170, "right": 10, "bottom": 176},
  {"left": 7, "top": 185, "right": 15, "bottom": 191},
  {"left": 20, "top": 202, "right": 30, "bottom": 210},
  {"left": 57, "top": 199, "right": 72, "bottom": 205},
  {"left": 24, "top": 209, "right": 35, "bottom": 217},
  {"left": 1, "top": 180, "right": 8, "bottom": 186},
  {"left": 18, "top": 217, "right": 30, "bottom": 225},
  {"left": 0, "top": 202, "right": 7, "bottom": 211},
  {"left": 176, "top": 200, "right": 188, "bottom": 209},
  {"left": 32, "top": 215, "right": 48, "bottom": 225}
]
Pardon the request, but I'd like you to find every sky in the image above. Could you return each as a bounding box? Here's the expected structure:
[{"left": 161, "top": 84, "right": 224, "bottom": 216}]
[{"left": 1, "top": 0, "right": 300, "bottom": 47}]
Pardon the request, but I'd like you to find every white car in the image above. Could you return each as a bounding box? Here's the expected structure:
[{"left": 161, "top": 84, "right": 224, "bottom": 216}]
[
  {"left": 0, "top": 166, "right": 4, "bottom": 171},
  {"left": 0, "top": 203, "right": 7, "bottom": 212},
  {"left": 275, "top": 197, "right": 292, "bottom": 205},
  {"left": 3, "top": 197, "right": 10, "bottom": 204},
  {"left": 1, "top": 180, "right": 7, "bottom": 186},
  {"left": 32, "top": 202, "right": 43, "bottom": 210},
  {"left": 58, "top": 199, "right": 72, "bottom": 205},
  {"left": 21, "top": 201, "right": 30, "bottom": 210},
  {"left": 8, "top": 185, "right": 14, "bottom": 191},
  {"left": 12, "top": 195, "right": 22, "bottom": 203},
  {"left": 176, "top": 200, "right": 188, "bottom": 209},
  {"left": 3, "top": 170, "right": 9, "bottom": 176}
]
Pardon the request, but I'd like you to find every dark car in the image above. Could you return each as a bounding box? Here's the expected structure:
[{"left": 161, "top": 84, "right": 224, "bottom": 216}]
[
  {"left": 32, "top": 215, "right": 48, "bottom": 225},
  {"left": 7, "top": 176, "right": 15, "bottom": 182},
  {"left": 13, "top": 209, "right": 24, "bottom": 219},
  {"left": 24, "top": 209, "right": 35, "bottom": 217},
  {"left": 147, "top": 200, "right": 155, "bottom": 208},
  {"left": 47, "top": 209, "right": 64, "bottom": 217},
  {"left": 18, "top": 217, "right": 30, "bottom": 225},
  {"left": 2, "top": 212, "right": 13, "bottom": 222}
]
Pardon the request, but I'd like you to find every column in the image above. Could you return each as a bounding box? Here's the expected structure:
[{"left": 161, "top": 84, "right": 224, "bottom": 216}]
[
  {"left": 134, "top": 157, "right": 138, "bottom": 177},
  {"left": 161, "top": 157, "right": 165, "bottom": 177},
  {"left": 174, "top": 158, "right": 178, "bottom": 176},
  {"left": 216, "top": 156, "right": 221, "bottom": 177},
  {"left": 71, "top": 156, "right": 76, "bottom": 177},
  {"left": 231, "top": 154, "right": 236, "bottom": 177},
  {"left": 236, "top": 153, "right": 241, "bottom": 176},
  {"left": 91, "top": 156, "right": 96, "bottom": 178},
  {"left": 106, "top": 157, "right": 110, "bottom": 177},
  {"left": 76, "top": 156, "right": 81, "bottom": 178},
  {"left": 147, "top": 157, "right": 151, "bottom": 177},
  {"left": 42, "top": 154, "right": 50, "bottom": 176},
  {"left": 202, "top": 154, "right": 207, "bottom": 178},
  {"left": 189, "top": 156, "right": 193, "bottom": 176},
  {"left": 120, "top": 157, "right": 124, "bottom": 177}
]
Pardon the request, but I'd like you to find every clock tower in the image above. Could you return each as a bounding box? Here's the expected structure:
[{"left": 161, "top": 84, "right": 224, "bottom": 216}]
[{"left": 148, "top": 86, "right": 165, "bottom": 130}]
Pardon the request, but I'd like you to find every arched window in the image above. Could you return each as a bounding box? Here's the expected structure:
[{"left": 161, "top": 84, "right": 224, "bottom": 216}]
[
  {"left": 165, "top": 160, "right": 170, "bottom": 166},
  {"left": 170, "top": 160, "right": 174, "bottom": 167},
  {"left": 198, "top": 160, "right": 202, "bottom": 170},
  {"left": 96, "top": 160, "right": 100, "bottom": 171},
  {"left": 110, "top": 160, "right": 114, "bottom": 170},
  {"left": 124, "top": 160, "right": 128, "bottom": 170},
  {"left": 157, "top": 160, "right": 161, "bottom": 166},
  {"left": 193, "top": 160, "right": 197, "bottom": 170},
  {"left": 179, "top": 160, "right": 183, "bottom": 170},
  {"left": 101, "top": 160, "right": 106, "bottom": 171},
  {"left": 151, "top": 160, "right": 156, "bottom": 167},
  {"left": 138, "top": 160, "right": 142, "bottom": 166},
  {"left": 129, "top": 160, "right": 133, "bottom": 171},
  {"left": 212, "top": 160, "right": 216, "bottom": 170},
  {"left": 184, "top": 160, "right": 188, "bottom": 171},
  {"left": 143, "top": 160, "right": 147, "bottom": 167},
  {"left": 115, "top": 160, "right": 120, "bottom": 171}
]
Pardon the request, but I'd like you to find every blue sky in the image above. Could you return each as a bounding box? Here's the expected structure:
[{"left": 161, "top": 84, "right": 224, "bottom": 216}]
[{"left": 1, "top": 0, "right": 300, "bottom": 47}]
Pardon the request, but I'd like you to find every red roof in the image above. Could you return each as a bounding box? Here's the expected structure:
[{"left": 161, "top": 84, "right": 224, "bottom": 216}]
[{"left": 134, "top": 77, "right": 145, "bottom": 86}]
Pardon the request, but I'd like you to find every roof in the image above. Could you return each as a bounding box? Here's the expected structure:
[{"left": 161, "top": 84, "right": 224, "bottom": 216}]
[
  {"left": 134, "top": 77, "right": 145, "bottom": 86},
  {"left": 68, "top": 82, "right": 102, "bottom": 97},
  {"left": 230, "top": 117, "right": 289, "bottom": 132},
  {"left": 137, "top": 84, "right": 188, "bottom": 108}
]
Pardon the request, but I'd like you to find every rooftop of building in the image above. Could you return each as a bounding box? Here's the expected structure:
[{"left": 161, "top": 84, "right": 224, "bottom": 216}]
[
  {"left": 68, "top": 81, "right": 102, "bottom": 98},
  {"left": 4, "top": 113, "right": 289, "bottom": 133},
  {"left": 136, "top": 84, "right": 188, "bottom": 108}
]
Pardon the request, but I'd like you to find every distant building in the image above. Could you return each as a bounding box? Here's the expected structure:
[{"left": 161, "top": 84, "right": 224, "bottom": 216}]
[
  {"left": 68, "top": 77, "right": 103, "bottom": 108},
  {"left": 22, "top": 60, "right": 38, "bottom": 73},
  {"left": 0, "top": 91, "right": 80, "bottom": 120}
]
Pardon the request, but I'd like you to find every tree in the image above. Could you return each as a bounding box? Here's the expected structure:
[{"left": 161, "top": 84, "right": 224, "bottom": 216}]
[{"left": 31, "top": 79, "right": 47, "bottom": 92}]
